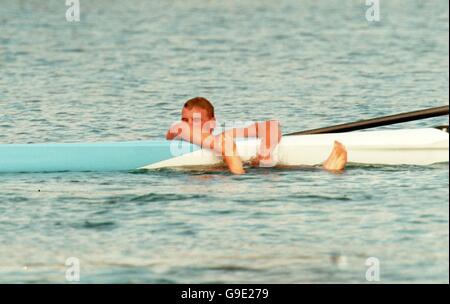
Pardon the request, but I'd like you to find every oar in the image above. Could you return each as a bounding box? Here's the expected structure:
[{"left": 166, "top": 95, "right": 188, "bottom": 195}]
[{"left": 285, "top": 105, "right": 449, "bottom": 136}]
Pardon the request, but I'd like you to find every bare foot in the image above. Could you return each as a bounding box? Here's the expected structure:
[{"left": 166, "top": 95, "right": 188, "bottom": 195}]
[{"left": 323, "top": 141, "right": 348, "bottom": 171}]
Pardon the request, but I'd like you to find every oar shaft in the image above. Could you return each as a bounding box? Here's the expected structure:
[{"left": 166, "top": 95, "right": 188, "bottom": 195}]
[{"left": 286, "top": 105, "right": 449, "bottom": 136}]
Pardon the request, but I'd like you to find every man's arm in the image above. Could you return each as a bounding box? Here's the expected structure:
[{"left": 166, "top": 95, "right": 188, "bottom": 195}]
[
  {"left": 220, "top": 120, "right": 282, "bottom": 166},
  {"left": 218, "top": 133, "right": 245, "bottom": 174},
  {"left": 166, "top": 122, "right": 245, "bottom": 175}
]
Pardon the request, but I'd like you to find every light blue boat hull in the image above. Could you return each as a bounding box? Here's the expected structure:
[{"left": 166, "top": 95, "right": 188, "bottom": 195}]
[
  {"left": 2, "top": 128, "right": 448, "bottom": 173},
  {"left": 0, "top": 140, "right": 197, "bottom": 173}
]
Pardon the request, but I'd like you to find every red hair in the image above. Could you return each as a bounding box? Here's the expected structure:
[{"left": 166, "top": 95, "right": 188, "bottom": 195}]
[{"left": 183, "top": 97, "right": 215, "bottom": 119}]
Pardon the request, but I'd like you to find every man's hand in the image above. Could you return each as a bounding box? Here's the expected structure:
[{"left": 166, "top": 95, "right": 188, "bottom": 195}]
[
  {"left": 217, "top": 133, "right": 245, "bottom": 175},
  {"left": 166, "top": 121, "right": 189, "bottom": 140},
  {"left": 253, "top": 120, "right": 282, "bottom": 167}
]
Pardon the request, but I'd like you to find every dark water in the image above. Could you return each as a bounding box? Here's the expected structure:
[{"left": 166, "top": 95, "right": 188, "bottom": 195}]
[{"left": 0, "top": 0, "right": 448, "bottom": 283}]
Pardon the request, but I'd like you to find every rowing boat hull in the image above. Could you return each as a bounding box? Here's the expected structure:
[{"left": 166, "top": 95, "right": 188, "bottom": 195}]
[
  {"left": 143, "top": 128, "right": 449, "bottom": 169},
  {"left": 0, "top": 128, "right": 448, "bottom": 173},
  {"left": 0, "top": 141, "right": 177, "bottom": 173}
]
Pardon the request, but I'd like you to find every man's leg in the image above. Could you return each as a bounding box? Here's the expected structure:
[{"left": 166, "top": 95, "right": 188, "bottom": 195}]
[{"left": 323, "top": 141, "right": 348, "bottom": 171}]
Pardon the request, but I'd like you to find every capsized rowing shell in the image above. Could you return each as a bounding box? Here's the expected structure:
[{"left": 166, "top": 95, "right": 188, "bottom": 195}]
[{"left": 0, "top": 128, "right": 448, "bottom": 173}]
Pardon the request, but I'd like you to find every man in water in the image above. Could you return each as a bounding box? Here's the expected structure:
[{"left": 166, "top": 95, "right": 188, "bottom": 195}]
[{"left": 166, "top": 97, "right": 347, "bottom": 175}]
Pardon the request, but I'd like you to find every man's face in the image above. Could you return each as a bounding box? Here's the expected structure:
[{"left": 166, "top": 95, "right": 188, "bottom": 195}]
[{"left": 181, "top": 106, "right": 215, "bottom": 134}]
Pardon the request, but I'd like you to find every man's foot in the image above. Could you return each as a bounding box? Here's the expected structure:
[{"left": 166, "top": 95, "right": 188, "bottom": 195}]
[{"left": 323, "top": 141, "right": 348, "bottom": 171}]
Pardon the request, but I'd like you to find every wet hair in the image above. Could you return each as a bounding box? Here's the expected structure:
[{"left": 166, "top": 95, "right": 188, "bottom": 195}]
[{"left": 183, "top": 97, "right": 215, "bottom": 119}]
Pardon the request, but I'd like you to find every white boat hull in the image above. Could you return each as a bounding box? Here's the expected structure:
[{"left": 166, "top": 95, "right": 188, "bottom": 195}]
[{"left": 142, "top": 128, "right": 449, "bottom": 169}]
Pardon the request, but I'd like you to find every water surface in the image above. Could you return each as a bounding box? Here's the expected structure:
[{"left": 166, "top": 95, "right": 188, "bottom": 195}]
[{"left": 0, "top": 0, "right": 448, "bottom": 283}]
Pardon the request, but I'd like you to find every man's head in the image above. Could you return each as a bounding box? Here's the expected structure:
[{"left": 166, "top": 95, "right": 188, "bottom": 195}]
[{"left": 181, "top": 97, "right": 216, "bottom": 134}]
